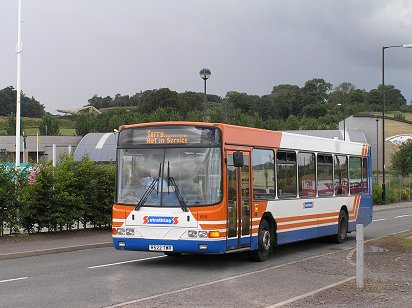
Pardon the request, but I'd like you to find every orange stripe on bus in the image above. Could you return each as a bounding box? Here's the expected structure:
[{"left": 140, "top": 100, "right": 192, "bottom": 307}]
[
  {"left": 112, "top": 222, "right": 123, "bottom": 227},
  {"left": 200, "top": 224, "right": 227, "bottom": 230}
]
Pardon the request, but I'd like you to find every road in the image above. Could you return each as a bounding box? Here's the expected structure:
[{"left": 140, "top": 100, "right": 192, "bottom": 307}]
[{"left": 0, "top": 206, "right": 411, "bottom": 308}]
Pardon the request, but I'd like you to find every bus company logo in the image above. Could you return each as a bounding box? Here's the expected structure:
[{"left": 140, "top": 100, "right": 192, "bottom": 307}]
[
  {"left": 143, "top": 216, "right": 179, "bottom": 225},
  {"left": 303, "top": 201, "right": 314, "bottom": 209}
]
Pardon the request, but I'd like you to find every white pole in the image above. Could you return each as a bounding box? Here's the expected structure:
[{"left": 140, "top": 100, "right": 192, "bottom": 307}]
[
  {"left": 36, "top": 132, "right": 39, "bottom": 163},
  {"left": 356, "top": 224, "right": 364, "bottom": 288},
  {"left": 68, "top": 145, "right": 72, "bottom": 155},
  {"left": 15, "top": 0, "right": 23, "bottom": 168},
  {"left": 52, "top": 144, "right": 56, "bottom": 167}
]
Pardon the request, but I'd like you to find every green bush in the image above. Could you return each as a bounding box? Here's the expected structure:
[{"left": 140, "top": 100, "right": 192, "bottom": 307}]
[
  {"left": 372, "top": 182, "right": 382, "bottom": 205},
  {"left": 2, "top": 156, "right": 115, "bottom": 235}
]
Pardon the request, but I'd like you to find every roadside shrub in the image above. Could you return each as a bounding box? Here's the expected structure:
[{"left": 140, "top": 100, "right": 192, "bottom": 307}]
[{"left": 372, "top": 182, "right": 382, "bottom": 205}]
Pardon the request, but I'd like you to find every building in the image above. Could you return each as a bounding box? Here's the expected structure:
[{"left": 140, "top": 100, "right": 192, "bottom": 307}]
[
  {"left": 340, "top": 115, "right": 412, "bottom": 171},
  {"left": 0, "top": 135, "right": 82, "bottom": 164}
]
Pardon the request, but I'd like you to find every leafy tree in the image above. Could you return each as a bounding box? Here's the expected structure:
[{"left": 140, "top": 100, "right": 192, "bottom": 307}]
[
  {"left": 0, "top": 86, "right": 44, "bottom": 117},
  {"left": 391, "top": 140, "right": 412, "bottom": 177},
  {"left": 177, "top": 91, "right": 203, "bottom": 117},
  {"left": 225, "top": 91, "right": 257, "bottom": 115},
  {"left": 75, "top": 113, "right": 96, "bottom": 136},
  {"left": 39, "top": 113, "right": 60, "bottom": 135},
  {"left": 367, "top": 84, "right": 406, "bottom": 110},
  {"left": 139, "top": 88, "right": 179, "bottom": 113},
  {"left": 301, "top": 78, "right": 332, "bottom": 106},
  {"left": 328, "top": 82, "right": 356, "bottom": 106},
  {"left": 269, "top": 84, "right": 302, "bottom": 119}
]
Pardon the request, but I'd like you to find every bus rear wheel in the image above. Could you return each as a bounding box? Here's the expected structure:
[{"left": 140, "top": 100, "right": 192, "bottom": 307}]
[
  {"left": 249, "top": 219, "right": 272, "bottom": 262},
  {"left": 334, "top": 210, "right": 348, "bottom": 244}
]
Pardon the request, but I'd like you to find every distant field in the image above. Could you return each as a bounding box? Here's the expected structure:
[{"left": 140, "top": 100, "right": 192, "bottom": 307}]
[
  {"left": 364, "top": 112, "right": 412, "bottom": 121},
  {"left": 0, "top": 116, "right": 76, "bottom": 136}
]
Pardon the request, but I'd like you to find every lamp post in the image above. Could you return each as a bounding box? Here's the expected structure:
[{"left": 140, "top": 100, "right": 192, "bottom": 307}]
[
  {"left": 376, "top": 118, "right": 379, "bottom": 183},
  {"left": 381, "top": 44, "right": 412, "bottom": 202},
  {"left": 337, "top": 103, "right": 345, "bottom": 141},
  {"left": 199, "top": 68, "right": 211, "bottom": 121}
]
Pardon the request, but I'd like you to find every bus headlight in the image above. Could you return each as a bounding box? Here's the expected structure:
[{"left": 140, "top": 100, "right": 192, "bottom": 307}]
[
  {"left": 198, "top": 231, "right": 208, "bottom": 238},
  {"left": 188, "top": 230, "right": 198, "bottom": 238},
  {"left": 126, "top": 228, "right": 134, "bottom": 236},
  {"left": 117, "top": 228, "right": 126, "bottom": 236}
]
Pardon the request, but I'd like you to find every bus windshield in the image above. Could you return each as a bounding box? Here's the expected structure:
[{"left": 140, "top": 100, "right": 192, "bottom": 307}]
[{"left": 117, "top": 147, "right": 222, "bottom": 207}]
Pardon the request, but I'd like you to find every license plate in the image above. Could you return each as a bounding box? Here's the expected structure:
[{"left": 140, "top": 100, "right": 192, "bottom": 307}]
[{"left": 148, "top": 244, "right": 173, "bottom": 252}]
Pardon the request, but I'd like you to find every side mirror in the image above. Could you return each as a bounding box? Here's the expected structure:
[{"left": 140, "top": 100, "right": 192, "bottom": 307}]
[{"left": 233, "top": 151, "right": 244, "bottom": 167}]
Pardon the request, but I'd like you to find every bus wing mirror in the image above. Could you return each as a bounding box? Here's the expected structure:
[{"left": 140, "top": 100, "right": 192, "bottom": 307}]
[{"left": 233, "top": 151, "right": 244, "bottom": 167}]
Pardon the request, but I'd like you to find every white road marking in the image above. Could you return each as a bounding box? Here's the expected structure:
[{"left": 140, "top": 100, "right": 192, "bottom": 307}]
[
  {"left": 372, "top": 218, "right": 387, "bottom": 222},
  {"left": 88, "top": 255, "right": 166, "bottom": 269},
  {"left": 266, "top": 277, "right": 355, "bottom": 307},
  {"left": 0, "top": 277, "right": 28, "bottom": 284},
  {"left": 106, "top": 248, "right": 355, "bottom": 307},
  {"left": 394, "top": 214, "right": 412, "bottom": 219}
]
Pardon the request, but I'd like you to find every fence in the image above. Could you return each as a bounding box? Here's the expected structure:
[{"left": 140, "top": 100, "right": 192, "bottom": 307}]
[{"left": 372, "top": 175, "right": 412, "bottom": 204}]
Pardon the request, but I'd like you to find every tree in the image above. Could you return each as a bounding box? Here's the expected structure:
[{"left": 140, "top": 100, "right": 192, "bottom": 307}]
[
  {"left": 139, "top": 88, "right": 179, "bottom": 113},
  {"left": 367, "top": 84, "right": 406, "bottom": 110},
  {"left": 391, "top": 140, "right": 412, "bottom": 177},
  {"left": 177, "top": 91, "right": 203, "bottom": 117},
  {"left": 0, "top": 87, "right": 45, "bottom": 117},
  {"left": 328, "top": 82, "right": 356, "bottom": 106},
  {"left": 75, "top": 113, "right": 96, "bottom": 136},
  {"left": 301, "top": 78, "right": 332, "bottom": 105},
  {"left": 269, "top": 84, "right": 302, "bottom": 119},
  {"left": 39, "top": 113, "right": 60, "bottom": 135}
]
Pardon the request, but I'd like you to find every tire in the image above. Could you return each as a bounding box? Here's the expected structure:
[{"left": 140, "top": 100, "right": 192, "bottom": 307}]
[
  {"left": 334, "top": 209, "right": 348, "bottom": 244},
  {"left": 249, "top": 219, "right": 272, "bottom": 262}
]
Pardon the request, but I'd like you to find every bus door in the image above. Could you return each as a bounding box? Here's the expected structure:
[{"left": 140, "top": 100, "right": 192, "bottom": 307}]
[{"left": 226, "top": 150, "right": 251, "bottom": 250}]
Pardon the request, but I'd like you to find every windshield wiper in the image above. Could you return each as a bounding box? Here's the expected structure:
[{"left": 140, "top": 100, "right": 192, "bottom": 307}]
[
  {"left": 167, "top": 161, "right": 188, "bottom": 212},
  {"left": 135, "top": 178, "right": 158, "bottom": 210},
  {"left": 135, "top": 163, "right": 162, "bottom": 210}
]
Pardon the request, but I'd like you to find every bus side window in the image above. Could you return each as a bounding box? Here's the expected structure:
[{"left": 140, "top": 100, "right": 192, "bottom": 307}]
[
  {"left": 277, "top": 151, "right": 297, "bottom": 198},
  {"left": 298, "top": 152, "right": 316, "bottom": 198},
  {"left": 317, "top": 154, "right": 333, "bottom": 197},
  {"left": 334, "top": 155, "right": 348, "bottom": 196},
  {"left": 349, "top": 157, "right": 362, "bottom": 195},
  {"left": 252, "top": 149, "right": 275, "bottom": 199}
]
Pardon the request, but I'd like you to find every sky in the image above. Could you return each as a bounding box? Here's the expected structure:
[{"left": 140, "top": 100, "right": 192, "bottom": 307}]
[{"left": 0, "top": 0, "right": 412, "bottom": 113}]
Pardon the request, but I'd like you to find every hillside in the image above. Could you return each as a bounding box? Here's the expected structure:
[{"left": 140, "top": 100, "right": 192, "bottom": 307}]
[{"left": 0, "top": 117, "right": 76, "bottom": 136}]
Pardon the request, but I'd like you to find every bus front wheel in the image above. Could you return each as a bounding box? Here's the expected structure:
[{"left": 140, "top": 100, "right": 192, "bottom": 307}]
[
  {"left": 334, "top": 210, "right": 348, "bottom": 244},
  {"left": 249, "top": 219, "right": 271, "bottom": 262}
]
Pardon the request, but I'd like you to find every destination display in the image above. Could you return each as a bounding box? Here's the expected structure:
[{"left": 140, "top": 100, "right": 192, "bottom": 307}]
[{"left": 118, "top": 125, "right": 221, "bottom": 147}]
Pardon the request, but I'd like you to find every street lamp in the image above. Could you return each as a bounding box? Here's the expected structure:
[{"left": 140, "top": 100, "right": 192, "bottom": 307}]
[
  {"left": 381, "top": 44, "right": 412, "bottom": 202},
  {"left": 199, "top": 68, "right": 211, "bottom": 121},
  {"left": 376, "top": 118, "right": 379, "bottom": 183},
  {"left": 337, "top": 103, "right": 345, "bottom": 141}
]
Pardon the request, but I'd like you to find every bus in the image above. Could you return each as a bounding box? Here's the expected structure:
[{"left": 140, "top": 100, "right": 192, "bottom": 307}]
[{"left": 112, "top": 122, "right": 372, "bottom": 261}]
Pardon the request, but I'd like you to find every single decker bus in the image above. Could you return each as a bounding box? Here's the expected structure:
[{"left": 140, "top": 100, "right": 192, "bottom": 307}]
[{"left": 112, "top": 122, "right": 372, "bottom": 261}]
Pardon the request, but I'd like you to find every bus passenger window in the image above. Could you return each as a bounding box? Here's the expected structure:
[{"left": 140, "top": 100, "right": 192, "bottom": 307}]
[
  {"left": 252, "top": 149, "right": 275, "bottom": 199},
  {"left": 317, "top": 154, "right": 333, "bottom": 196},
  {"left": 298, "top": 152, "right": 316, "bottom": 197},
  {"left": 349, "top": 157, "right": 362, "bottom": 195},
  {"left": 334, "top": 155, "right": 348, "bottom": 196},
  {"left": 277, "top": 151, "right": 297, "bottom": 198}
]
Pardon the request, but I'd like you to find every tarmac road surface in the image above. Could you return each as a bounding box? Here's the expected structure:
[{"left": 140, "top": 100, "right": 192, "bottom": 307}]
[{"left": 0, "top": 203, "right": 411, "bottom": 308}]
